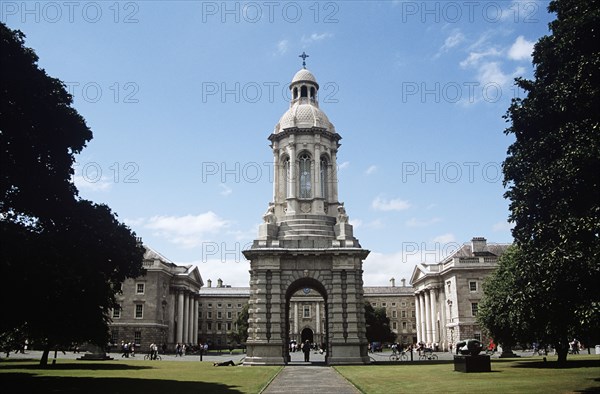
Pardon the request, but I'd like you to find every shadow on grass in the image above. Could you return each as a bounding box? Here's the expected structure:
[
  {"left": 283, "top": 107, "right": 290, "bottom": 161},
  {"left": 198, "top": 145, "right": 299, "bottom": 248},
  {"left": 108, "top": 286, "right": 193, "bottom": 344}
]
[
  {"left": 511, "top": 359, "right": 600, "bottom": 369},
  {"left": 0, "top": 361, "right": 151, "bottom": 371},
  {"left": 1, "top": 373, "right": 246, "bottom": 394}
]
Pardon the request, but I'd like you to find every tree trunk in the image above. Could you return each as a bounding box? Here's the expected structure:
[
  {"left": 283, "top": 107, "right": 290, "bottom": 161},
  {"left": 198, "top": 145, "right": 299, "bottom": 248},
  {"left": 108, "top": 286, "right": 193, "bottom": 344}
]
[
  {"left": 40, "top": 344, "right": 50, "bottom": 366},
  {"left": 555, "top": 340, "right": 568, "bottom": 366}
]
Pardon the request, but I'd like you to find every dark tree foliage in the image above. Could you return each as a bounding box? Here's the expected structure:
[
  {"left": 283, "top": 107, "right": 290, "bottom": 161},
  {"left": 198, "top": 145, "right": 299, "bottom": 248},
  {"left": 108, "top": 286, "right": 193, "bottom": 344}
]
[
  {"left": 228, "top": 304, "right": 249, "bottom": 345},
  {"left": 501, "top": 0, "right": 600, "bottom": 364},
  {"left": 0, "top": 23, "right": 145, "bottom": 365},
  {"left": 477, "top": 246, "right": 533, "bottom": 350},
  {"left": 364, "top": 302, "right": 396, "bottom": 344}
]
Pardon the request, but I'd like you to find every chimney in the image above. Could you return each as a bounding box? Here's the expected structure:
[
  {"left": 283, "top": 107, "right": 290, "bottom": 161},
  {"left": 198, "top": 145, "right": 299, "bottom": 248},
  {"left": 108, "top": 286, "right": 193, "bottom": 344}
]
[
  {"left": 217, "top": 278, "right": 223, "bottom": 288},
  {"left": 390, "top": 277, "right": 395, "bottom": 287},
  {"left": 471, "top": 237, "right": 487, "bottom": 254},
  {"left": 401, "top": 278, "right": 406, "bottom": 287},
  {"left": 207, "top": 279, "right": 212, "bottom": 288}
]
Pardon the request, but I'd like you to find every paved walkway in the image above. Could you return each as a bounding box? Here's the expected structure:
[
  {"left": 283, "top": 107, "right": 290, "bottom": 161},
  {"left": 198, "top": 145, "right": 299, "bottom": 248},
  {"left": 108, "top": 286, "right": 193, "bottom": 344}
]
[{"left": 261, "top": 365, "right": 360, "bottom": 394}]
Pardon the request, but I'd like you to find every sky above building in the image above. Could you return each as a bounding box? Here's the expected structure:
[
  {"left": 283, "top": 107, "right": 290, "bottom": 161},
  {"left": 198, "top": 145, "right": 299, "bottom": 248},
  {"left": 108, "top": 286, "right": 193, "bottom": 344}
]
[{"left": 3, "top": 1, "right": 553, "bottom": 286}]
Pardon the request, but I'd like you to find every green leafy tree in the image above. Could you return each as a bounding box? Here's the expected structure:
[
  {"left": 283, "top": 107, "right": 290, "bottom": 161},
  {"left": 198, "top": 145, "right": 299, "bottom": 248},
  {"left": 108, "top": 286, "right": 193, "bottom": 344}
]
[
  {"left": 477, "top": 246, "right": 533, "bottom": 352},
  {"left": 228, "top": 304, "right": 249, "bottom": 345},
  {"left": 0, "top": 23, "right": 145, "bottom": 365},
  {"left": 364, "top": 302, "right": 396, "bottom": 345},
  {"left": 502, "top": 0, "right": 600, "bottom": 364}
]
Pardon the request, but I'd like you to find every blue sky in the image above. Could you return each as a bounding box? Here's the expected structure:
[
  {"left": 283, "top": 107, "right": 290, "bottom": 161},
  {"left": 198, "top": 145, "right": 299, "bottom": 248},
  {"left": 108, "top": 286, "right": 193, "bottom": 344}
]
[{"left": 3, "top": 1, "right": 554, "bottom": 286}]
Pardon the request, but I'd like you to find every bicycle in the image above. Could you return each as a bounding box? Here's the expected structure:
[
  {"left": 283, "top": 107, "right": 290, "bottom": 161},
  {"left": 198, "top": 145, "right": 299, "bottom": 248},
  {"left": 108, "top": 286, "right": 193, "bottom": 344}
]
[
  {"left": 144, "top": 353, "right": 162, "bottom": 360},
  {"left": 389, "top": 351, "right": 409, "bottom": 361},
  {"left": 419, "top": 352, "right": 438, "bottom": 361}
]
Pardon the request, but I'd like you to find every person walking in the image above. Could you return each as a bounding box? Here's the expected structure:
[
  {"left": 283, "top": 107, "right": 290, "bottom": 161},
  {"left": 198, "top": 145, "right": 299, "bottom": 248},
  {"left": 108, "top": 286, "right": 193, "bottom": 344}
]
[{"left": 302, "top": 340, "right": 311, "bottom": 362}]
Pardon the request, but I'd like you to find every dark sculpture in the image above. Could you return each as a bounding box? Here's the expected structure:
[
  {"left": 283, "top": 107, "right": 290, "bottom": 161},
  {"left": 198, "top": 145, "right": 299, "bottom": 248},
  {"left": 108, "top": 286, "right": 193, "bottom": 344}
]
[{"left": 456, "top": 339, "right": 483, "bottom": 356}]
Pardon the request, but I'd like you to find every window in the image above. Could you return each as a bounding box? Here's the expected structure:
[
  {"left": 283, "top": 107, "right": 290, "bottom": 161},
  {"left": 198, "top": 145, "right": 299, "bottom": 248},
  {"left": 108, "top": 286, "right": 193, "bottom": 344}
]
[
  {"left": 392, "top": 322, "right": 397, "bottom": 330},
  {"left": 207, "top": 311, "right": 212, "bottom": 319},
  {"left": 227, "top": 322, "right": 232, "bottom": 331},
  {"left": 410, "top": 302, "right": 414, "bottom": 307},
  {"left": 320, "top": 158, "right": 328, "bottom": 199},
  {"left": 469, "top": 281, "right": 477, "bottom": 292},
  {"left": 227, "top": 311, "right": 232, "bottom": 319},
  {"left": 382, "top": 302, "right": 387, "bottom": 307},
  {"left": 111, "top": 330, "right": 119, "bottom": 344},
  {"left": 227, "top": 303, "right": 232, "bottom": 308},
  {"left": 412, "top": 311, "right": 416, "bottom": 318},
  {"left": 371, "top": 302, "right": 377, "bottom": 307},
  {"left": 401, "top": 311, "right": 406, "bottom": 318},
  {"left": 136, "top": 283, "right": 145, "bottom": 294},
  {"left": 474, "top": 333, "right": 481, "bottom": 341},
  {"left": 392, "top": 303, "right": 397, "bottom": 307},
  {"left": 412, "top": 322, "right": 416, "bottom": 329},
  {"left": 199, "top": 311, "right": 202, "bottom": 319},
  {"left": 217, "top": 303, "right": 222, "bottom": 308},
  {"left": 471, "top": 302, "right": 479, "bottom": 316},
  {"left": 207, "top": 322, "right": 212, "bottom": 331},
  {"left": 208, "top": 303, "right": 212, "bottom": 308},
  {"left": 303, "top": 306, "right": 311, "bottom": 318},
  {"left": 112, "top": 305, "right": 121, "bottom": 319},
  {"left": 134, "top": 331, "right": 141, "bottom": 345},
  {"left": 392, "top": 310, "right": 397, "bottom": 318},
  {"left": 401, "top": 302, "right": 406, "bottom": 307},
  {"left": 135, "top": 304, "right": 143, "bottom": 319},
  {"left": 217, "top": 322, "right": 222, "bottom": 331},
  {"left": 299, "top": 154, "right": 312, "bottom": 198},
  {"left": 237, "top": 303, "right": 242, "bottom": 308},
  {"left": 402, "top": 322, "right": 407, "bottom": 330},
  {"left": 217, "top": 311, "right": 222, "bottom": 319},
  {"left": 199, "top": 303, "right": 203, "bottom": 308}
]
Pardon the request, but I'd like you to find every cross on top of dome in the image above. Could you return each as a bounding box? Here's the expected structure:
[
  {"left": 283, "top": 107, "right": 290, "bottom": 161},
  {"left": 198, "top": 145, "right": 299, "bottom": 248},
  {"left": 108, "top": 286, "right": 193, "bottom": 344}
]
[{"left": 299, "top": 51, "right": 309, "bottom": 68}]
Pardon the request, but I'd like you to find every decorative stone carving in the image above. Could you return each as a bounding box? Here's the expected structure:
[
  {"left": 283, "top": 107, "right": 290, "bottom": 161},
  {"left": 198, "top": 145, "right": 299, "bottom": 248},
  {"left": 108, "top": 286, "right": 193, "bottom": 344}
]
[
  {"left": 336, "top": 204, "right": 348, "bottom": 224},
  {"left": 263, "top": 204, "right": 276, "bottom": 224}
]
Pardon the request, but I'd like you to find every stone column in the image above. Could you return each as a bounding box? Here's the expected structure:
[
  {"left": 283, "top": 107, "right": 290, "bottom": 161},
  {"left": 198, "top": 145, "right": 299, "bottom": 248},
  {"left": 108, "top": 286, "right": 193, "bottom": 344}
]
[
  {"left": 182, "top": 293, "right": 189, "bottom": 343},
  {"left": 188, "top": 294, "right": 194, "bottom": 344},
  {"left": 414, "top": 293, "right": 422, "bottom": 343},
  {"left": 424, "top": 290, "right": 432, "bottom": 344},
  {"left": 177, "top": 291, "right": 184, "bottom": 343},
  {"left": 289, "top": 145, "right": 296, "bottom": 199},
  {"left": 331, "top": 150, "right": 339, "bottom": 202},
  {"left": 193, "top": 298, "right": 199, "bottom": 345},
  {"left": 314, "top": 144, "right": 321, "bottom": 198},
  {"left": 430, "top": 288, "right": 438, "bottom": 345},
  {"left": 316, "top": 301, "right": 321, "bottom": 335},
  {"left": 419, "top": 292, "right": 426, "bottom": 344},
  {"left": 293, "top": 302, "right": 298, "bottom": 335},
  {"left": 273, "top": 149, "right": 279, "bottom": 201}
]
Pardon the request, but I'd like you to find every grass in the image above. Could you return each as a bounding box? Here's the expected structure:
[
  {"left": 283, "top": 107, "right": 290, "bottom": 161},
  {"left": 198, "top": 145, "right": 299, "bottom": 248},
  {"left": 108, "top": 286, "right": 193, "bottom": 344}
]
[
  {"left": 0, "top": 358, "right": 281, "bottom": 394},
  {"left": 2, "top": 354, "right": 598, "bottom": 394},
  {"left": 335, "top": 354, "right": 600, "bottom": 394}
]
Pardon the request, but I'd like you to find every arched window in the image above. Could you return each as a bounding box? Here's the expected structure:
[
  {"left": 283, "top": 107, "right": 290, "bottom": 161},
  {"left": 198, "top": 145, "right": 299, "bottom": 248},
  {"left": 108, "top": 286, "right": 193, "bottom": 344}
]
[
  {"left": 299, "top": 154, "right": 311, "bottom": 198},
  {"left": 320, "top": 157, "right": 328, "bottom": 199},
  {"left": 284, "top": 157, "right": 291, "bottom": 198},
  {"left": 300, "top": 85, "right": 308, "bottom": 98},
  {"left": 293, "top": 87, "right": 298, "bottom": 100},
  {"left": 310, "top": 87, "right": 316, "bottom": 100}
]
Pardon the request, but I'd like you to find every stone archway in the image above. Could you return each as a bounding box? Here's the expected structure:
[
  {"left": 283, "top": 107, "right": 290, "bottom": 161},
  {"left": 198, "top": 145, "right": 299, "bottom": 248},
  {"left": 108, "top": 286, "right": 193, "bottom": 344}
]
[{"left": 301, "top": 328, "right": 314, "bottom": 344}]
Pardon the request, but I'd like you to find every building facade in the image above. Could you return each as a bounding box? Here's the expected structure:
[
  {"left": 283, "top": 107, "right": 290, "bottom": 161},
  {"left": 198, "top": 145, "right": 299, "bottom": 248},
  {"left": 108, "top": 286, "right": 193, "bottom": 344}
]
[
  {"left": 108, "top": 247, "right": 203, "bottom": 351},
  {"left": 410, "top": 237, "right": 510, "bottom": 351}
]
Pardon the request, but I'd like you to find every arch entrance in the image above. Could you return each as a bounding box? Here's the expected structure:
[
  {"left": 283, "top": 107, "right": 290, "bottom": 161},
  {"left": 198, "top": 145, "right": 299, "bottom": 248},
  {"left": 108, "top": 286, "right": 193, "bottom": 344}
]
[{"left": 300, "top": 328, "right": 314, "bottom": 344}]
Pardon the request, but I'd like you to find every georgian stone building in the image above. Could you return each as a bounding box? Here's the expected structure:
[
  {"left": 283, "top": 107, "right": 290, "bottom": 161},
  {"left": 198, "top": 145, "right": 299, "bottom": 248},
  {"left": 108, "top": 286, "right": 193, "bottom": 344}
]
[
  {"left": 410, "top": 237, "right": 510, "bottom": 351},
  {"left": 108, "top": 247, "right": 203, "bottom": 350}
]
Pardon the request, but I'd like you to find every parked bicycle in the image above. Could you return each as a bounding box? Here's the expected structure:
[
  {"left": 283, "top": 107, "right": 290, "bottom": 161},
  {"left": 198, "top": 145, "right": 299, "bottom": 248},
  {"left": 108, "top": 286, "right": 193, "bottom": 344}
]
[
  {"left": 144, "top": 353, "right": 162, "bottom": 360},
  {"left": 389, "top": 351, "right": 409, "bottom": 361},
  {"left": 419, "top": 352, "right": 438, "bottom": 361}
]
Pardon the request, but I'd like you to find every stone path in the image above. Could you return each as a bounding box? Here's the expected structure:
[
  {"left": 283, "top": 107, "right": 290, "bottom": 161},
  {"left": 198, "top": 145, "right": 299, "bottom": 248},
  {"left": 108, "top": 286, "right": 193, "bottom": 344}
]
[{"left": 261, "top": 365, "right": 360, "bottom": 394}]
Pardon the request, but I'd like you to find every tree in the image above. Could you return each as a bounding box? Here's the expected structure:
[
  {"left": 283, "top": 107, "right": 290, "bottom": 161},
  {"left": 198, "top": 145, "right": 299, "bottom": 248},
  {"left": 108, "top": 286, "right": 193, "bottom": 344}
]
[
  {"left": 502, "top": 0, "right": 600, "bottom": 364},
  {"left": 364, "top": 302, "right": 396, "bottom": 345},
  {"left": 0, "top": 23, "right": 145, "bottom": 365},
  {"left": 228, "top": 304, "right": 249, "bottom": 346},
  {"left": 477, "top": 246, "right": 533, "bottom": 352}
]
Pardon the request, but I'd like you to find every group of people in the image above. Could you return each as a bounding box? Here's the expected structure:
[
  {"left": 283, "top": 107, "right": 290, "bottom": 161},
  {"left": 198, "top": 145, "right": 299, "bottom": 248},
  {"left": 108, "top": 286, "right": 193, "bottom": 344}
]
[{"left": 120, "top": 341, "right": 136, "bottom": 358}]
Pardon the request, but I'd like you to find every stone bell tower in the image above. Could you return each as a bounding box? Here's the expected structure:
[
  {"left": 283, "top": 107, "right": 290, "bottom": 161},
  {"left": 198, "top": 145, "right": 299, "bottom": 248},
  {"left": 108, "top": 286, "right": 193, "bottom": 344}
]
[{"left": 243, "top": 55, "right": 370, "bottom": 365}]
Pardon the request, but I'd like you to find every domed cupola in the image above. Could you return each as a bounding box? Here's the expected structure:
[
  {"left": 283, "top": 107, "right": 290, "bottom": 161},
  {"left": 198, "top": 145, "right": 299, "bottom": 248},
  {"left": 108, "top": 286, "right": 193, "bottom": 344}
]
[{"left": 274, "top": 54, "right": 335, "bottom": 134}]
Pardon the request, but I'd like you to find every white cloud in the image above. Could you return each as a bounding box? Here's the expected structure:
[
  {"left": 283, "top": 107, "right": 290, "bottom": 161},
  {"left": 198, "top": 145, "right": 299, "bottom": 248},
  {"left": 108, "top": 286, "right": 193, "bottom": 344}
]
[
  {"left": 144, "top": 212, "right": 230, "bottom": 248},
  {"left": 405, "top": 217, "right": 441, "bottom": 228},
  {"left": 477, "top": 61, "right": 511, "bottom": 87},
  {"left": 338, "top": 161, "right": 350, "bottom": 170},
  {"left": 365, "top": 165, "right": 377, "bottom": 175},
  {"left": 432, "top": 233, "right": 455, "bottom": 243},
  {"left": 363, "top": 250, "right": 416, "bottom": 286},
  {"left": 73, "top": 174, "right": 113, "bottom": 192},
  {"left": 219, "top": 183, "right": 232, "bottom": 196},
  {"left": 492, "top": 220, "right": 515, "bottom": 232},
  {"left": 301, "top": 32, "right": 333, "bottom": 44},
  {"left": 508, "top": 35, "right": 534, "bottom": 61},
  {"left": 372, "top": 196, "right": 411, "bottom": 212},
  {"left": 438, "top": 30, "right": 465, "bottom": 55},
  {"left": 459, "top": 48, "right": 502, "bottom": 68},
  {"left": 276, "top": 40, "right": 289, "bottom": 55}
]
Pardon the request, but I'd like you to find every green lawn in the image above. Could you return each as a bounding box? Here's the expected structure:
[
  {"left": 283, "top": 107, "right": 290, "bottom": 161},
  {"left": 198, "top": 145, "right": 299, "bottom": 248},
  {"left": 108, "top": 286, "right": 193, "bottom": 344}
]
[
  {"left": 0, "top": 358, "right": 281, "bottom": 394},
  {"left": 335, "top": 355, "right": 600, "bottom": 394}
]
